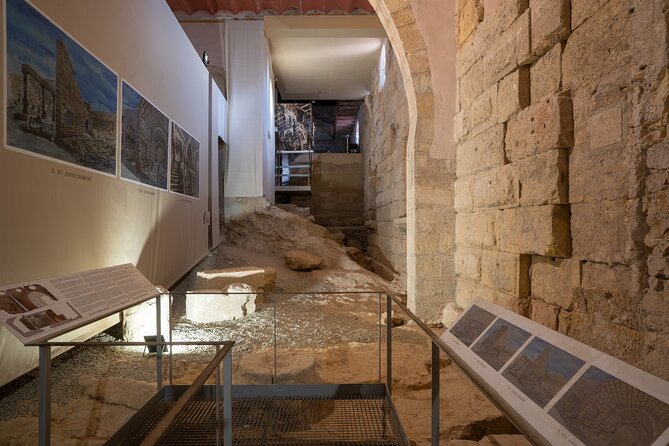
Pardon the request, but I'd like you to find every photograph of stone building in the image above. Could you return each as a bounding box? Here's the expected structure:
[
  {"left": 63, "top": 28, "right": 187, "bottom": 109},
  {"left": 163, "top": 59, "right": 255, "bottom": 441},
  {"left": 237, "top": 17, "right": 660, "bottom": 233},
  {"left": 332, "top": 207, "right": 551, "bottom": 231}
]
[
  {"left": 276, "top": 103, "right": 312, "bottom": 152},
  {"left": 471, "top": 319, "right": 530, "bottom": 370},
  {"left": 502, "top": 337, "right": 584, "bottom": 408},
  {"left": 549, "top": 366, "right": 669, "bottom": 446},
  {"left": 170, "top": 122, "right": 199, "bottom": 198},
  {"left": 5, "top": 0, "right": 116, "bottom": 174},
  {"left": 449, "top": 304, "right": 497, "bottom": 346},
  {"left": 121, "top": 82, "right": 169, "bottom": 189}
]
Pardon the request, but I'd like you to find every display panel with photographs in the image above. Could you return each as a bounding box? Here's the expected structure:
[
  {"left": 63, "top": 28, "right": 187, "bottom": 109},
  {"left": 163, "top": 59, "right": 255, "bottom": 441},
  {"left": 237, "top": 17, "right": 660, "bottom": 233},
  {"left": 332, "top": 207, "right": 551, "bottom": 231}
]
[
  {"left": 502, "top": 337, "right": 585, "bottom": 407},
  {"left": 5, "top": 0, "right": 117, "bottom": 174},
  {"left": 549, "top": 366, "right": 669, "bottom": 446},
  {"left": 0, "top": 284, "right": 81, "bottom": 339},
  {"left": 440, "top": 299, "right": 669, "bottom": 446},
  {"left": 170, "top": 122, "right": 199, "bottom": 198},
  {"left": 0, "top": 264, "right": 159, "bottom": 344},
  {"left": 121, "top": 82, "right": 168, "bottom": 188},
  {"left": 449, "top": 304, "right": 496, "bottom": 346},
  {"left": 471, "top": 319, "right": 531, "bottom": 370}
]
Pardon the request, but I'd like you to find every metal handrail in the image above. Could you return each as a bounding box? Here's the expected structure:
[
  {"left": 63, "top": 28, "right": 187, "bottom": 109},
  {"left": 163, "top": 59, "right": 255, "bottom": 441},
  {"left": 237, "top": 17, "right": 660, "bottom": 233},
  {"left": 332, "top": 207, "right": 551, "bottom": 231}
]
[{"left": 385, "top": 292, "right": 547, "bottom": 446}]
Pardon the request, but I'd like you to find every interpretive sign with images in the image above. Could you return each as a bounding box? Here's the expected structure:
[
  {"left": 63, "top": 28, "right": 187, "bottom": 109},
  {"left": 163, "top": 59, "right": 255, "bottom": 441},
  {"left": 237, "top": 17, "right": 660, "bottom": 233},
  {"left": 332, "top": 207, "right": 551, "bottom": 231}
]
[
  {"left": 442, "top": 298, "right": 669, "bottom": 446},
  {"left": 5, "top": 0, "right": 118, "bottom": 175},
  {"left": 0, "top": 264, "right": 159, "bottom": 345}
]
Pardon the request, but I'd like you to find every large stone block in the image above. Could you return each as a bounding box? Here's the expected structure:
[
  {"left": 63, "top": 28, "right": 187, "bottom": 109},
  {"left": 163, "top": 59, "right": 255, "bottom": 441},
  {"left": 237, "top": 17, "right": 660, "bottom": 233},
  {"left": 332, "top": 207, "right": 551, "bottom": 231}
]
[
  {"left": 642, "top": 289, "right": 669, "bottom": 380},
  {"left": 530, "top": 43, "right": 562, "bottom": 103},
  {"left": 531, "top": 299, "right": 560, "bottom": 330},
  {"left": 186, "top": 285, "right": 257, "bottom": 323},
  {"left": 196, "top": 266, "right": 275, "bottom": 291},
  {"left": 483, "top": 9, "right": 532, "bottom": 86},
  {"left": 578, "top": 262, "right": 644, "bottom": 329},
  {"left": 458, "top": 0, "right": 484, "bottom": 45},
  {"left": 530, "top": 0, "right": 571, "bottom": 57},
  {"left": 497, "top": 67, "right": 530, "bottom": 123},
  {"left": 459, "top": 58, "right": 485, "bottom": 110},
  {"left": 455, "top": 164, "right": 517, "bottom": 210},
  {"left": 456, "top": 124, "right": 506, "bottom": 178},
  {"left": 455, "top": 210, "right": 499, "bottom": 249},
  {"left": 455, "top": 248, "right": 481, "bottom": 281},
  {"left": 571, "top": 199, "right": 643, "bottom": 264},
  {"left": 647, "top": 142, "right": 669, "bottom": 169},
  {"left": 571, "top": 0, "right": 611, "bottom": 31},
  {"left": 484, "top": 0, "right": 529, "bottom": 36},
  {"left": 455, "top": 85, "right": 498, "bottom": 141},
  {"left": 646, "top": 189, "right": 669, "bottom": 243},
  {"left": 505, "top": 92, "right": 574, "bottom": 162},
  {"left": 530, "top": 256, "right": 580, "bottom": 309},
  {"left": 590, "top": 105, "right": 623, "bottom": 149},
  {"left": 558, "top": 311, "right": 644, "bottom": 366},
  {"left": 479, "top": 250, "right": 530, "bottom": 296},
  {"left": 499, "top": 205, "right": 571, "bottom": 257},
  {"left": 569, "top": 143, "right": 628, "bottom": 203},
  {"left": 457, "top": 21, "right": 488, "bottom": 77},
  {"left": 456, "top": 277, "right": 529, "bottom": 315},
  {"left": 562, "top": 0, "right": 630, "bottom": 90},
  {"left": 516, "top": 149, "right": 569, "bottom": 206}
]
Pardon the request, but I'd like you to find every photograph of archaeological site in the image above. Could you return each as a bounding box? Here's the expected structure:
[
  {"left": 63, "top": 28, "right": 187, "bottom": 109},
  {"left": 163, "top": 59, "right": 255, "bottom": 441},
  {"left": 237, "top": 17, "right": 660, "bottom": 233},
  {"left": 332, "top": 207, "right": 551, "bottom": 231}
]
[
  {"left": 449, "top": 304, "right": 497, "bottom": 347},
  {"left": 471, "top": 319, "right": 531, "bottom": 370},
  {"left": 5, "top": 0, "right": 117, "bottom": 174},
  {"left": 502, "top": 337, "right": 585, "bottom": 408},
  {"left": 549, "top": 366, "right": 669, "bottom": 446},
  {"left": 121, "top": 82, "right": 169, "bottom": 189},
  {"left": 170, "top": 122, "right": 199, "bottom": 198}
]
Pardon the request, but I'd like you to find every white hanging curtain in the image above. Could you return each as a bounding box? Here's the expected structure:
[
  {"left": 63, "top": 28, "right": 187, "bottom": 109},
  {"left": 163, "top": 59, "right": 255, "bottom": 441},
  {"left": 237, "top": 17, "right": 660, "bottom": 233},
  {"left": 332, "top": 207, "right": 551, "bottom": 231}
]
[{"left": 224, "top": 20, "right": 274, "bottom": 198}]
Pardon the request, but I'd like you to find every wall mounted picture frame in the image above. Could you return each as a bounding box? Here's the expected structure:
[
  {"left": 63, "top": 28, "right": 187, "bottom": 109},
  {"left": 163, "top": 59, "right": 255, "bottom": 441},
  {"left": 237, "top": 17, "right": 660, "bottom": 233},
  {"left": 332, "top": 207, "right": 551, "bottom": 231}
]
[
  {"left": 121, "top": 81, "right": 169, "bottom": 189},
  {"left": 170, "top": 121, "right": 199, "bottom": 198},
  {"left": 4, "top": 0, "right": 118, "bottom": 175}
]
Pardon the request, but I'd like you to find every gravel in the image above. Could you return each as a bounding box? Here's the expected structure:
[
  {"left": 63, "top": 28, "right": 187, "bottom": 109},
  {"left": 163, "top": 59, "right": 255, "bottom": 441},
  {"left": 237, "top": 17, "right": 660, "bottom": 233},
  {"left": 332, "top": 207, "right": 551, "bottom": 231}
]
[{"left": 0, "top": 247, "right": 425, "bottom": 421}]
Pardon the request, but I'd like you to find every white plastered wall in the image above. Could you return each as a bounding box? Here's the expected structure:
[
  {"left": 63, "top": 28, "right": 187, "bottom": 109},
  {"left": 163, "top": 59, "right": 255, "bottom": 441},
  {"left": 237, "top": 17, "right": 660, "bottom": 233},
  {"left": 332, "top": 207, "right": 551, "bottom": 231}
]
[{"left": 0, "top": 0, "right": 216, "bottom": 385}]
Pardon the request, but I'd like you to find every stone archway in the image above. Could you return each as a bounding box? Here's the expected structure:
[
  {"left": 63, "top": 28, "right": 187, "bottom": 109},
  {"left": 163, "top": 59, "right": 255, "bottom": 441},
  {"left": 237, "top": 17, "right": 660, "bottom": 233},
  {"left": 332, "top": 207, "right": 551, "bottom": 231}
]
[{"left": 369, "top": 0, "right": 457, "bottom": 322}]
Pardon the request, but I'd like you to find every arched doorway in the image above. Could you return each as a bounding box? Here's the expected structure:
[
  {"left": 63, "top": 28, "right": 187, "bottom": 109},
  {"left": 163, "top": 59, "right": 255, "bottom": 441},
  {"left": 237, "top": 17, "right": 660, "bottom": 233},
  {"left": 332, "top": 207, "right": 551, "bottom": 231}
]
[{"left": 370, "top": 0, "right": 457, "bottom": 322}]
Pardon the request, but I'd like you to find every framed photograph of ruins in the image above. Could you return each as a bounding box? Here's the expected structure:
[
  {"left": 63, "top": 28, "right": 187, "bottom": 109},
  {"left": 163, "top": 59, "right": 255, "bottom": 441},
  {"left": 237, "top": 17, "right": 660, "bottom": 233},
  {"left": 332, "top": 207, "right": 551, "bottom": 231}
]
[
  {"left": 4, "top": 0, "right": 117, "bottom": 175},
  {"left": 121, "top": 81, "right": 169, "bottom": 189},
  {"left": 442, "top": 298, "right": 669, "bottom": 446},
  {"left": 170, "top": 121, "right": 199, "bottom": 198}
]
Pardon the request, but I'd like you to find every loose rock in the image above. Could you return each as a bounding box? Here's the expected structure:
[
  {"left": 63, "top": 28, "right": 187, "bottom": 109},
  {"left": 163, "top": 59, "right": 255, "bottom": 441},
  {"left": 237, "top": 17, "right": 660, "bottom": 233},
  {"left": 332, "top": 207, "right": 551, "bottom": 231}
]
[{"left": 284, "top": 249, "right": 323, "bottom": 271}]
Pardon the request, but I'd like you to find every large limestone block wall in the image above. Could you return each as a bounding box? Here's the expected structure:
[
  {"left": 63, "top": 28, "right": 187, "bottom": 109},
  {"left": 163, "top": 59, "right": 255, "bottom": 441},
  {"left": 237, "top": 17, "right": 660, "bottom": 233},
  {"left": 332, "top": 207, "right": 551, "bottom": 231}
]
[
  {"left": 454, "top": 0, "right": 669, "bottom": 378},
  {"left": 360, "top": 43, "right": 409, "bottom": 285},
  {"left": 291, "top": 153, "right": 364, "bottom": 227}
]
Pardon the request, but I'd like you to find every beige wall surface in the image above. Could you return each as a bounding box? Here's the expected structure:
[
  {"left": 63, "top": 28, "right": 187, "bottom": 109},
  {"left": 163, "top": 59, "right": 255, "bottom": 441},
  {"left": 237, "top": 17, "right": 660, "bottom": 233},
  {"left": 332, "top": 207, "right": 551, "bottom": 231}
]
[{"left": 0, "top": 0, "right": 215, "bottom": 385}]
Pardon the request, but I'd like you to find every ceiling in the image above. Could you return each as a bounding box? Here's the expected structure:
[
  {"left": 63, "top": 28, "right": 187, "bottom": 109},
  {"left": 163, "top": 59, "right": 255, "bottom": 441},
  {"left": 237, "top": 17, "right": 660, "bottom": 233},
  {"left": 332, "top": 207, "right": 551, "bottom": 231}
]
[
  {"left": 169, "top": 1, "right": 385, "bottom": 101},
  {"left": 167, "top": 0, "right": 375, "bottom": 18},
  {"left": 266, "top": 15, "right": 385, "bottom": 100}
]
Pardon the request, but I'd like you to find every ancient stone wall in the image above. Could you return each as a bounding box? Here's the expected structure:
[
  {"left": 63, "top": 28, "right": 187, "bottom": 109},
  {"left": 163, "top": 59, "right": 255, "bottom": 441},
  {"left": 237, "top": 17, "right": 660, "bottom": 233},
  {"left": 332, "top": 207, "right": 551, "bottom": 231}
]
[
  {"left": 291, "top": 153, "right": 364, "bottom": 227},
  {"left": 360, "top": 43, "right": 409, "bottom": 284},
  {"left": 454, "top": 0, "right": 669, "bottom": 378}
]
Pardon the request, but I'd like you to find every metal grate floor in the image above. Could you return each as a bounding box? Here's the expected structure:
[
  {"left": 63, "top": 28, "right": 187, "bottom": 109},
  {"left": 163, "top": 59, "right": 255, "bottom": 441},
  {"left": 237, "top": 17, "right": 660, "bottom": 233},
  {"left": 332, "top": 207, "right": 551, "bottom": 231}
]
[{"left": 106, "top": 384, "right": 409, "bottom": 446}]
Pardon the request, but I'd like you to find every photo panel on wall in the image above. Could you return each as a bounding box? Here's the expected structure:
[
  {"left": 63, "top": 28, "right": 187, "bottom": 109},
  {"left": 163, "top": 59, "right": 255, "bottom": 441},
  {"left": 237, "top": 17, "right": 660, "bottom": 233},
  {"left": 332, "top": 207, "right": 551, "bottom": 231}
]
[
  {"left": 5, "top": 0, "right": 117, "bottom": 175},
  {"left": 169, "top": 121, "right": 199, "bottom": 198},
  {"left": 120, "top": 81, "right": 169, "bottom": 189}
]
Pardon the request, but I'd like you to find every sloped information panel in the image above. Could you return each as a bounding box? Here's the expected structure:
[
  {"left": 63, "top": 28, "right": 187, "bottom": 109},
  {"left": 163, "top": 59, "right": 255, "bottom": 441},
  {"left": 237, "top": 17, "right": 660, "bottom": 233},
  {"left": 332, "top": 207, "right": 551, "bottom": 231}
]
[
  {"left": 442, "top": 298, "right": 669, "bottom": 446},
  {"left": 0, "top": 264, "right": 159, "bottom": 345}
]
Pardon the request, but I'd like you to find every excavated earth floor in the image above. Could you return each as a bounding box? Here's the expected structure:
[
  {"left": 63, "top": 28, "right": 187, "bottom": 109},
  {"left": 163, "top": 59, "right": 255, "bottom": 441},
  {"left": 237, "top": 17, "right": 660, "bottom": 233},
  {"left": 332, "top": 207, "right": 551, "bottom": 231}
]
[{"left": 0, "top": 205, "right": 527, "bottom": 446}]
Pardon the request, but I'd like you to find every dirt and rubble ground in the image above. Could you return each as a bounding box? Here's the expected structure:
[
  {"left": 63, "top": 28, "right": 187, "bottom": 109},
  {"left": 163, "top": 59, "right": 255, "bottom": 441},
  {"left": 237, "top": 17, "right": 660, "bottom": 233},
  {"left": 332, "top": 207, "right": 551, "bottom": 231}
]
[{"left": 0, "top": 205, "right": 527, "bottom": 446}]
